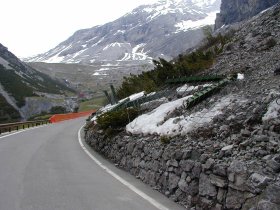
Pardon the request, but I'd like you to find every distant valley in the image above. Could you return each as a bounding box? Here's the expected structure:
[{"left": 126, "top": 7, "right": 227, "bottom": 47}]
[{"left": 28, "top": 61, "right": 153, "bottom": 95}]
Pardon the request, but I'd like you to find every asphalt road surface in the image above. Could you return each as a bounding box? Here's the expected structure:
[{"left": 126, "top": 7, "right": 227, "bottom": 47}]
[{"left": 0, "top": 118, "right": 185, "bottom": 210}]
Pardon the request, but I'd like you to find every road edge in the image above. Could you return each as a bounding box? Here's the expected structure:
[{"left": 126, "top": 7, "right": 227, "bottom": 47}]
[{"left": 78, "top": 124, "right": 170, "bottom": 210}]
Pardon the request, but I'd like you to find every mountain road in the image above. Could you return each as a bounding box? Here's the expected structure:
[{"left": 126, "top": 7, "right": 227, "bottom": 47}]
[{"left": 0, "top": 118, "right": 185, "bottom": 210}]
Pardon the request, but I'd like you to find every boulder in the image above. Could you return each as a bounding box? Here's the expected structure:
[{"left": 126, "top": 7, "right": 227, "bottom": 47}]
[
  {"left": 210, "top": 174, "right": 228, "bottom": 188},
  {"left": 226, "top": 188, "right": 246, "bottom": 209},
  {"left": 199, "top": 173, "right": 217, "bottom": 197},
  {"left": 168, "top": 173, "right": 180, "bottom": 191}
]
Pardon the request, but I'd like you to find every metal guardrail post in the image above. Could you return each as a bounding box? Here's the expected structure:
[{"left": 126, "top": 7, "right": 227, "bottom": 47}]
[
  {"left": 110, "top": 84, "right": 119, "bottom": 104},
  {"left": 103, "top": 90, "right": 113, "bottom": 105}
]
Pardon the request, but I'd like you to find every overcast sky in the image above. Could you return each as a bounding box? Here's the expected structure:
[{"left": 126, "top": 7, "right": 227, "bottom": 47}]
[{"left": 0, "top": 0, "right": 158, "bottom": 58}]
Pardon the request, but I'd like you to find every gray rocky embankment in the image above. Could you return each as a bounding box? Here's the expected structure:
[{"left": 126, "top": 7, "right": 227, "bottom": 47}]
[
  {"left": 85, "top": 5, "right": 280, "bottom": 210},
  {"left": 85, "top": 120, "right": 280, "bottom": 210}
]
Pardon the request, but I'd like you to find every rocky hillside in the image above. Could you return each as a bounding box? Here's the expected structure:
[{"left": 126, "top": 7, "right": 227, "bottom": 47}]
[
  {"left": 215, "top": 0, "right": 280, "bottom": 29},
  {"left": 25, "top": 0, "right": 221, "bottom": 64},
  {"left": 85, "top": 3, "right": 280, "bottom": 210},
  {"left": 0, "top": 43, "right": 74, "bottom": 122}
]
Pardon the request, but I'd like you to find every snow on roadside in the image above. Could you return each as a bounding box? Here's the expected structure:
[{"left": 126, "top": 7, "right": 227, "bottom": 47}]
[
  {"left": 262, "top": 99, "right": 280, "bottom": 122},
  {"left": 126, "top": 95, "right": 243, "bottom": 136},
  {"left": 118, "top": 91, "right": 146, "bottom": 103},
  {"left": 126, "top": 95, "right": 193, "bottom": 135},
  {"left": 129, "top": 91, "right": 145, "bottom": 101}
]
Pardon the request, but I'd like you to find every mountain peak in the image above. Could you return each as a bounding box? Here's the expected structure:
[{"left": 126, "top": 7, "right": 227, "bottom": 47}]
[{"left": 25, "top": 0, "right": 220, "bottom": 64}]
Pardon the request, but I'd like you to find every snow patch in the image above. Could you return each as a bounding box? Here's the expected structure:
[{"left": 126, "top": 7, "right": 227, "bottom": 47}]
[
  {"left": 126, "top": 95, "right": 241, "bottom": 136},
  {"left": 237, "top": 73, "right": 244, "bottom": 80},
  {"left": 86, "top": 36, "right": 98, "bottom": 43},
  {"left": 120, "top": 53, "right": 131, "bottom": 61},
  {"left": 96, "top": 68, "right": 110, "bottom": 72},
  {"left": 103, "top": 42, "right": 129, "bottom": 51},
  {"left": 114, "top": 30, "right": 126, "bottom": 35},
  {"left": 118, "top": 91, "right": 146, "bottom": 103},
  {"left": 175, "top": 11, "right": 218, "bottom": 32},
  {"left": 72, "top": 49, "right": 87, "bottom": 58},
  {"left": 91, "top": 37, "right": 105, "bottom": 47},
  {"left": 92, "top": 72, "right": 108, "bottom": 76},
  {"left": 129, "top": 91, "right": 146, "bottom": 101},
  {"left": 116, "top": 44, "right": 151, "bottom": 61},
  {"left": 42, "top": 44, "right": 74, "bottom": 63},
  {"left": 177, "top": 84, "right": 211, "bottom": 94},
  {"left": 126, "top": 95, "right": 193, "bottom": 135},
  {"left": 132, "top": 44, "right": 146, "bottom": 54},
  {"left": 44, "top": 53, "right": 65, "bottom": 63}
]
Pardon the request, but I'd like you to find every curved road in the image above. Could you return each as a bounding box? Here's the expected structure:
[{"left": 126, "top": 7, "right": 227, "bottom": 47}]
[{"left": 0, "top": 118, "right": 185, "bottom": 210}]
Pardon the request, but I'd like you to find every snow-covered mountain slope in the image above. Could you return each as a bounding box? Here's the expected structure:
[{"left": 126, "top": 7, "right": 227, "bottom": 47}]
[{"left": 25, "top": 0, "right": 221, "bottom": 64}]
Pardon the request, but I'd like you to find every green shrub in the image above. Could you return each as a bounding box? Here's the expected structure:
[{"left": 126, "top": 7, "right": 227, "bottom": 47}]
[
  {"left": 117, "top": 72, "right": 158, "bottom": 99},
  {"left": 97, "top": 108, "right": 139, "bottom": 130},
  {"left": 160, "top": 135, "right": 171, "bottom": 144},
  {"left": 50, "top": 106, "right": 66, "bottom": 114}
]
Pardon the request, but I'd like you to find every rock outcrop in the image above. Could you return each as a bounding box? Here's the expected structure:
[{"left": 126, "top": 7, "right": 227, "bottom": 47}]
[{"left": 215, "top": 0, "right": 280, "bottom": 29}]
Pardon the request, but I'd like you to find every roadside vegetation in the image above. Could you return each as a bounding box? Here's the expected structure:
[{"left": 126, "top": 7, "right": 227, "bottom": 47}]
[
  {"left": 96, "top": 108, "right": 139, "bottom": 130},
  {"left": 95, "top": 27, "right": 235, "bottom": 132}
]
